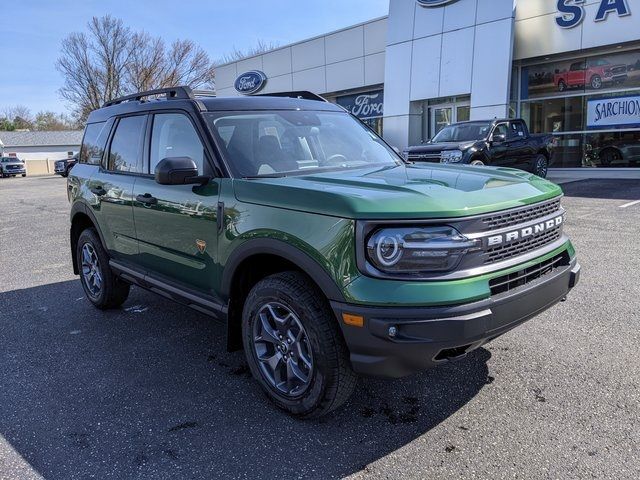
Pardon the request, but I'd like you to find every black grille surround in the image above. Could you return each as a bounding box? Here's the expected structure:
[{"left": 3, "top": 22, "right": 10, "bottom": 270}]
[
  {"left": 355, "top": 196, "right": 568, "bottom": 281},
  {"left": 481, "top": 198, "right": 561, "bottom": 229},
  {"left": 489, "top": 251, "right": 570, "bottom": 296}
]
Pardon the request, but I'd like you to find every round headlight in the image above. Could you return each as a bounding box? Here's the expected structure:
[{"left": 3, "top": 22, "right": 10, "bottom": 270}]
[{"left": 376, "top": 234, "right": 401, "bottom": 267}]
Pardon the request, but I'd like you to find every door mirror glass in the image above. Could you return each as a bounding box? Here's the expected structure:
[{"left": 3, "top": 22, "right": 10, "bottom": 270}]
[
  {"left": 155, "top": 157, "right": 206, "bottom": 185},
  {"left": 491, "top": 133, "right": 507, "bottom": 144}
]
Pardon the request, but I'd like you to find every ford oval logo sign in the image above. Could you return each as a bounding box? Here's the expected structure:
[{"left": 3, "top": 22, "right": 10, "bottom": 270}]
[
  {"left": 234, "top": 70, "right": 267, "bottom": 94},
  {"left": 416, "top": 0, "right": 460, "bottom": 6}
]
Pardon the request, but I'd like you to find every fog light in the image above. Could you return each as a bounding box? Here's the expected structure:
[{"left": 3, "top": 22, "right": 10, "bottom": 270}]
[{"left": 388, "top": 326, "right": 398, "bottom": 338}]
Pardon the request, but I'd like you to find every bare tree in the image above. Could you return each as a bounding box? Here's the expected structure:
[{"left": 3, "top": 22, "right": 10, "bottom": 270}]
[
  {"left": 216, "top": 40, "right": 280, "bottom": 65},
  {"left": 57, "top": 15, "right": 216, "bottom": 122},
  {"left": 2, "top": 105, "right": 34, "bottom": 130}
]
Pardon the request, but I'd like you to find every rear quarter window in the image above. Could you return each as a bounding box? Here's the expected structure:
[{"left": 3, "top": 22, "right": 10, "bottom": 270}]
[{"left": 79, "top": 121, "right": 110, "bottom": 165}]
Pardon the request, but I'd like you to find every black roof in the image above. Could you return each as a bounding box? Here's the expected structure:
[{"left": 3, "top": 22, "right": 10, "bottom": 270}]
[{"left": 87, "top": 89, "right": 343, "bottom": 124}]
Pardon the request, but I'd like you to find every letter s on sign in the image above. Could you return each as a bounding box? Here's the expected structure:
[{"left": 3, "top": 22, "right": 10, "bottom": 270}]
[{"left": 556, "top": 0, "right": 586, "bottom": 28}]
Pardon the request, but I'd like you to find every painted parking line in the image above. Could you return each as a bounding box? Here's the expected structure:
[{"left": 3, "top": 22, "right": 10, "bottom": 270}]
[{"left": 619, "top": 200, "right": 640, "bottom": 209}]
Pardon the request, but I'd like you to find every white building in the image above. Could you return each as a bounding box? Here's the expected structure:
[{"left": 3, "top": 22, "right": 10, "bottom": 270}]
[
  {"left": 216, "top": 0, "right": 640, "bottom": 171},
  {"left": 0, "top": 130, "right": 82, "bottom": 174}
]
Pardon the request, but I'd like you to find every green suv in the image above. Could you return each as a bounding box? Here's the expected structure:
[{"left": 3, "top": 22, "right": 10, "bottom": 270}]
[{"left": 68, "top": 87, "right": 580, "bottom": 417}]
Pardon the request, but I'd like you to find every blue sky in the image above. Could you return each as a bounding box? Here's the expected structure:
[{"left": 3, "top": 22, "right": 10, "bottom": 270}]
[{"left": 1, "top": 0, "right": 389, "bottom": 115}]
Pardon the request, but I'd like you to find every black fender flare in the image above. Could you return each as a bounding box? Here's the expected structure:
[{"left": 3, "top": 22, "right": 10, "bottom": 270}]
[
  {"left": 221, "top": 238, "right": 346, "bottom": 303},
  {"left": 70, "top": 201, "right": 108, "bottom": 273}
]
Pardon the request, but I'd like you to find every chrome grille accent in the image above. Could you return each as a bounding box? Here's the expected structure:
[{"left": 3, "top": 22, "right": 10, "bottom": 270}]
[
  {"left": 481, "top": 199, "right": 561, "bottom": 230},
  {"left": 485, "top": 224, "right": 563, "bottom": 264}
]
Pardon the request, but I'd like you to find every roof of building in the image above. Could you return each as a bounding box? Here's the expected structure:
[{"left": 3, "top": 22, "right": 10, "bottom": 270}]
[{"left": 0, "top": 130, "right": 83, "bottom": 148}]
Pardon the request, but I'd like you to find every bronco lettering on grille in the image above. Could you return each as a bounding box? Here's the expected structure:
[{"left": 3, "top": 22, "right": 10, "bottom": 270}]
[{"left": 486, "top": 215, "right": 564, "bottom": 247}]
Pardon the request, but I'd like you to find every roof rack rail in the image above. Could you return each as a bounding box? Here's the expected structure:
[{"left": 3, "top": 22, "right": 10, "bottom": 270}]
[
  {"left": 192, "top": 89, "right": 217, "bottom": 98},
  {"left": 102, "top": 86, "right": 196, "bottom": 107},
  {"left": 257, "top": 91, "right": 328, "bottom": 103}
]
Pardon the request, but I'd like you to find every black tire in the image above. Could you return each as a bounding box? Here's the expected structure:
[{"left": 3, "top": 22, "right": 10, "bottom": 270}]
[
  {"left": 242, "top": 271, "right": 357, "bottom": 418},
  {"left": 532, "top": 154, "right": 549, "bottom": 178},
  {"left": 590, "top": 75, "right": 602, "bottom": 89},
  {"left": 21, "top": 174, "right": 26, "bottom": 177},
  {"left": 76, "top": 228, "right": 130, "bottom": 309},
  {"left": 558, "top": 80, "right": 567, "bottom": 92}
]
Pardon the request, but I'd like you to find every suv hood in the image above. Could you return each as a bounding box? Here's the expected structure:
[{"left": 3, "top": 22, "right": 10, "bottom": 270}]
[
  {"left": 233, "top": 164, "right": 561, "bottom": 220},
  {"left": 405, "top": 141, "right": 477, "bottom": 153}
]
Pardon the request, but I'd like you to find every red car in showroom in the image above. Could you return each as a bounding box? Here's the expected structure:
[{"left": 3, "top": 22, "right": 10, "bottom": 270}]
[{"left": 555, "top": 59, "right": 628, "bottom": 91}]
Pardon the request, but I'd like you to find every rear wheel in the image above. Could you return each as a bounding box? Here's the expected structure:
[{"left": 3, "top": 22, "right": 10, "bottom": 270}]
[
  {"left": 242, "top": 272, "right": 357, "bottom": 418},
  {"left": 532, "top": 154, "right": 549, "bottom": 178},
  {"left": 21, "top": 174, "right": 26, "bottom": 177},
  {"left": 558, "top": 80, "right": 567, "bottom": 92},
  {"left": 76, "top": 228, "right": 130, "bottom": 309}
]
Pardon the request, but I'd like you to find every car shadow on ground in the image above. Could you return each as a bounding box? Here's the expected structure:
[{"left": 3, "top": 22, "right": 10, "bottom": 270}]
[
  {"left": 0, "top": 280, "right": 492, "bottom": 479},
  {"left": 560, "top": 178, "right": 640, "bottom": 200}
]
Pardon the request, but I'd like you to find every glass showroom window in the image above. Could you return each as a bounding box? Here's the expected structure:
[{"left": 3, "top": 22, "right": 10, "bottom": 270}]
[{"left": 518, "top": 47, "right": 640, "bottom": 168}]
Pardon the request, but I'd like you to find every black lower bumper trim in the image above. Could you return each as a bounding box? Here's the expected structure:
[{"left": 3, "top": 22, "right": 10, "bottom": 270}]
[{"left": 332, "top": 258, "right": 580, "bottom": 378}]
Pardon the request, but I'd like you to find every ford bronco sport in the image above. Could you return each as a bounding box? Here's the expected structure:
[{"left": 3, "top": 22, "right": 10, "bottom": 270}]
[{"left": 68, "top": 87, "right": 580, "bottom": 418}]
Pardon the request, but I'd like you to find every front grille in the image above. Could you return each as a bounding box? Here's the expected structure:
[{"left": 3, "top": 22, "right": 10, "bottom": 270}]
[
  {"left": 481, "top": 199, "right": 561, "bottom": 230},
  {"left": 485, "top": 224, "right": 563, "bottom": 264},
  {"left": 408, "top": 153, "right": 441, "bottom": 162},
  {"left": 489, "top": 251, "right": 570, "bottom": 296},
  {"left": 7, "top": 164, "right": 21, "bottom": 170}
]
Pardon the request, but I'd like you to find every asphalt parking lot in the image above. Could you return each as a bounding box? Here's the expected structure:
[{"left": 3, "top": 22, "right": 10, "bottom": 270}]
[{"left": 1, "top": 175, "right": 639, "bottom": 479}]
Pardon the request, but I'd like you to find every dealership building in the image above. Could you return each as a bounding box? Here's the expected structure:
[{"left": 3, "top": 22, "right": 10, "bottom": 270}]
[{"left": 216, "top": 0, "right": 640, "bottom": 170}]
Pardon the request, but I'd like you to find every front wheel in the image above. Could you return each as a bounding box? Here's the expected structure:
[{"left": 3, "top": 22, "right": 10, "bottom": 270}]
[
  {"left": 242, "top": 272, "right": 357, "bottom": 418},
  {"left": 21, "top": 174, "right": 26, "bottom": 177},
  {"left": 558, "top": 80, "right": 567, "bottom": 92},
  {"left": 532, "top": 154, "right": 549, "bottom": 178},
  {"left": 470, "top": 159, "right": 485, "bottom": 166},
  {"left": 591, "top": 75, "right": 602, "bottom": 89},
  {"left": 76, "top": 228, "right": 130, "bottom": 309}
]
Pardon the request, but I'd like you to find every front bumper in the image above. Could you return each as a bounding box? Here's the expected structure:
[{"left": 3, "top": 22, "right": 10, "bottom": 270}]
[
  {"left": 332, "top": 258, "right": 580, "bottom": 378},
  {"left": 3, "top": 168, "right": 26, "bottom": 175}
]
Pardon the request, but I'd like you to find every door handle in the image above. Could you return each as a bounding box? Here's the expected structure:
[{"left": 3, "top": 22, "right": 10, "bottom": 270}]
[
  {"left": 90, "top": 186, "right": 107, "bottom": 196},
  {"left": 136, "top": 193, "right": 158, "bottom": 206}
]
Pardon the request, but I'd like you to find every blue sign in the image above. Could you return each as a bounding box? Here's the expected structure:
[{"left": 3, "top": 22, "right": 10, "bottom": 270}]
[
  {"left": 336, "top": 90, "right": 384, "bottom": 120},
  {"left": 556, "top": 0, "right": 630, "bottom": 29},
  {"left": 234, "top": 70, "right": 267, "bottom": 95},
  {"left": 416, "top": 0, "right": 460, "bottom": 6}
]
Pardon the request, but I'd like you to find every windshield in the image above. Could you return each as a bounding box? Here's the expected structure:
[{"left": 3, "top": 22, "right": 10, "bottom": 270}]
[
  {"left": 206, "top": 110, "right": 401, "bottom": 178},
  {"left": 431, "top": 122, "right": 492, "bottom": 143},
  {"left": 1, "top": 157, "right": 21, "bottom": 162}
]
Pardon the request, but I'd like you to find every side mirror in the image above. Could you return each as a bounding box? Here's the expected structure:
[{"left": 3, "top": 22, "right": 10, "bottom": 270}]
[
  {"left": 491, "top": 133, "right": 506, "bottom": 144},
  {"left": 155, "top": 157, "right": 208, "bottom": 185}
]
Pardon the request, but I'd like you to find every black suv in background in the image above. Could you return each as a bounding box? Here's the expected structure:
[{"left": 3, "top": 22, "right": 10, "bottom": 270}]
[
  {"left": 403, "top": 119, "right": 554, "bottom": 178},
  {"left": 55, "top": 155, "right": 78, "bottom": 177}
]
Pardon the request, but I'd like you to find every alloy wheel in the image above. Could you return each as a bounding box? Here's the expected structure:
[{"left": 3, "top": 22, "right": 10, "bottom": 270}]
[
  {"left": 535, "top": 157, "right": 548, "bottom": 178},
  {"left": 252, "top": 301, "right": 313, "bottom": 397},
  {"left": 81, "top": 242, "right": 103, "bottom": 297}
]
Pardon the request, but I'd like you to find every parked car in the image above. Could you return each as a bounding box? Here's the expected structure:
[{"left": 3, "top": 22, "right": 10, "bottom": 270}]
[
  {"left": 587, "top": 140, "right": 640, "bottom": 167},
  {"left": 554, "top": 59, "right": 628, "bottom": 91},
  {"left": 0, "top": 156, "right": 27, "bottom": 177},
  {"left": 68, "top": 87, "right": 579, "bottom": 417},
  {"left": 403, "top": 119, "right": 554, "bottom": 178},
  {"left": 55, "top": 155, "right": 78, "bottom": 177}
]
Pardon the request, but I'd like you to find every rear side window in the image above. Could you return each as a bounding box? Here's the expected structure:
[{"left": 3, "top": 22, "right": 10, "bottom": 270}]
[
  {"left": 107, "top": 116, "right": 146, "bottom": 173},
  {"left": 79, "top": 122, "right": 108, "bottom": 165},
  {"left": 509, "top": 121, "right": 525, "bottom": 138}
]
